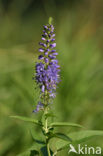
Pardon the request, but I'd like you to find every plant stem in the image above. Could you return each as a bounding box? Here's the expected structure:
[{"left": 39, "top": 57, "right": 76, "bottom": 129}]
[
  {"left": 44, "top": 106, "right": 51, "bottom": 156},
  {"left": 47, "top": 141, "right": 51, "bottom": 156}
]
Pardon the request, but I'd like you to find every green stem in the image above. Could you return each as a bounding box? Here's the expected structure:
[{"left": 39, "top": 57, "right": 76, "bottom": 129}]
[
  {"left": 44, "top": 107, "right": 51, "bottom": 156},
  {"left": 47, "top": 141, "right": 51, "bottom": 156}
]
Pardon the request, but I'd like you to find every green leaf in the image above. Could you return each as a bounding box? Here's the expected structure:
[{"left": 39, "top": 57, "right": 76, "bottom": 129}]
[
  {"left": 55, "top": 130, "right": 103, "bottom": 152},
  {"left": 30, "top": 128, "right": 45, "bottom": 145},
  {"left": 53, "top": 133, "right": 72, "bottom": 142},
  {"left": 10, "top": 116, "right": 42, "bottom": 126},
  {"left": 69, "top": 130, "right": 103, "bottom": 143},
  {"left": 50, "top": 122, "right": 83, "bottom": 128}
]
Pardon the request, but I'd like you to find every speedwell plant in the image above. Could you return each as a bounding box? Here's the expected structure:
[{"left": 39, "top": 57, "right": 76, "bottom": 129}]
[{"left": 11, "top": 18, "right": 103, "bottom": 156}]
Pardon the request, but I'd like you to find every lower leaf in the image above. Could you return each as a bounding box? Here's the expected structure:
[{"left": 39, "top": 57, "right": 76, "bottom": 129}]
[{"left": 51, "top": 130, "right": 103, "bottom": 153}]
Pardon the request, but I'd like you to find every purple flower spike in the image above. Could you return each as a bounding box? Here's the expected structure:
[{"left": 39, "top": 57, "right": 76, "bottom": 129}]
[{"left": 34, "top": 21, "right": 60, "bottom": 113}]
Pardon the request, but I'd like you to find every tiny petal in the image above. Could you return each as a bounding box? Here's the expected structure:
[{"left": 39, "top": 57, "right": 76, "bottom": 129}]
[
  {"left": 42, "top": 85, "right": 45, "bottom": 92},
  {"left": 38, "top": 55, "right": 44, "bottom": 60},
  {"left": 39, "top": 42, "right": 46, "bottom": 47},
  {"left": 44, "top": 52, "right": 48, "bottom": 55},
  {"left": 43, "top": 30, "right": 46, "bottom": 33},
  {"left": 46, "top": 48, "right": 50, "bottom": 52},
  {"left": 42, "top": 37, "right": 46, "bottom": 41},
  {"left": 44, "top": 32, "right": 48, "bottom": 36},
  {"left": 48, "top": 34, "right": 51, "bottom": 38},
  {"left": 49, "top": 93, "right": 56, "bottom": 98},
  {"left": 43, "top": 25, "right": 48, "bottom": 29},
  {"left": 33, "top": 101, "right": 44, "bottom": 113},
  {"left": 50, "top": 43, "right": 56, "bottom": 48},
  {"left": 51, "top": 50, "right": 56, "bottom": 52},
  {"left": 39, "top": 48, "right": 44, "bottom": 52},
  {"left": 52, "top": 53, "right": 58, "bottom": 56},
  {"left": 50, "top": 25, "right": 54, "bottom": 31},
  {"left": 51, "top": 38, "right": 55, "bottom": 42},
  {"left": 46, "top": 40, "right": 50, "bottom": 43},
  {"left": 48, "top": 55, "right": 56, "bottom": 59},
  {"left": 51, "top": 59, "right": 58, "bottom": 63},
  {"left": 52, "top": 34, "right": 55, "bottom": 38},
  {"left": 44, "top": 58, "right": 49, "bottom": 63}
]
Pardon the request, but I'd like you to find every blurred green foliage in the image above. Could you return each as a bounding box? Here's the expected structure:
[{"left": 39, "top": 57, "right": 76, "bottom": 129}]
[{"left": 0, "top": 0, "right": 103, "bottom": 155}]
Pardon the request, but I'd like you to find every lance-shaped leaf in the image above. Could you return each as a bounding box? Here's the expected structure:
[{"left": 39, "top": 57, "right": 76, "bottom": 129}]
[
  {"left": 50, "top": 122, "right": 84, "bottom": 128},
  {"left": 10, "top": 116, "right": 42, "bottom": 126},
  {"left": 53, "top": 133, "right": 72, "bottom": 142},
  {"left": 55, "top": 130, "right": 103, "bottom": 152}
]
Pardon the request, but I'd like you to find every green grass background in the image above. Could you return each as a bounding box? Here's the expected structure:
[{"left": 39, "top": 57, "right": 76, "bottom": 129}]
[{"left": 0, "top": 0, "right": 103, "bottom": 155}]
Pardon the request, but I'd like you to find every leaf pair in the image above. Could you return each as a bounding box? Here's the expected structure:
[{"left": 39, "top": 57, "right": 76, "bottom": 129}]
[{"left": 10, "top": 116, "right": 42, "bottom": 126}]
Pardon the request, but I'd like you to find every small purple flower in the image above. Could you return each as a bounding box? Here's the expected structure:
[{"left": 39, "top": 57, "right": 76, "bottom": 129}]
[
  {"left": 51, "top": 59, "right": 58, "bottom": 64},
  {"left": 48, "top": 55, "right": 56, "bottom": 59},
  {"left": 42, "top": 85, "right": 45, "bottom": 92},
  {"left": 44, "top": 52, "right": 48, "bottom": 55},
  {"left": 44, "top": 58, "right": 49, "bottom": 63},
  {"left": 39, "top": 48, "right": 44, "bottom": 52},
  {"left": 52, "top": 53, "right": 58, "bottom": 56},
  {"left": 50, "top": 43, "right": 56, "bottom": 48},
  {"left": 46, "top": 49, "right": 50, "bottom": 52},
  {"left": 33, "top": 102, "right": 44, "bottom": 113},
  {"left": 42, "top": 37, "right": 46, "bottom": 41},
  {"left": 46, "top": 40, "right": 50, "bottom": 43},
  {"left": 52, "top": 34, "right": 55, "bottom": 38},
  {"left": 51, "top": 50, "right": 56, "bottom": 52},
  {"left": 51, "top": 38, "right": 55, "bottom": 42},
  {"left": 39, "top": 42, "right": 47, "bottom": 47},
  {"left": 48, "top": 34, "right": 51, "bottom": 38},
  {"left": 43, "top": 25, "right": 48, "bottom": 29},
  {"left": 44, "top": 32, "right": 48, "bottom": 36},
  {"left": 49, "top": 93, "right": 56, "bottom": 98},
  {"left": 38, "top": 55, "right": 44, "bottom": 60}
]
